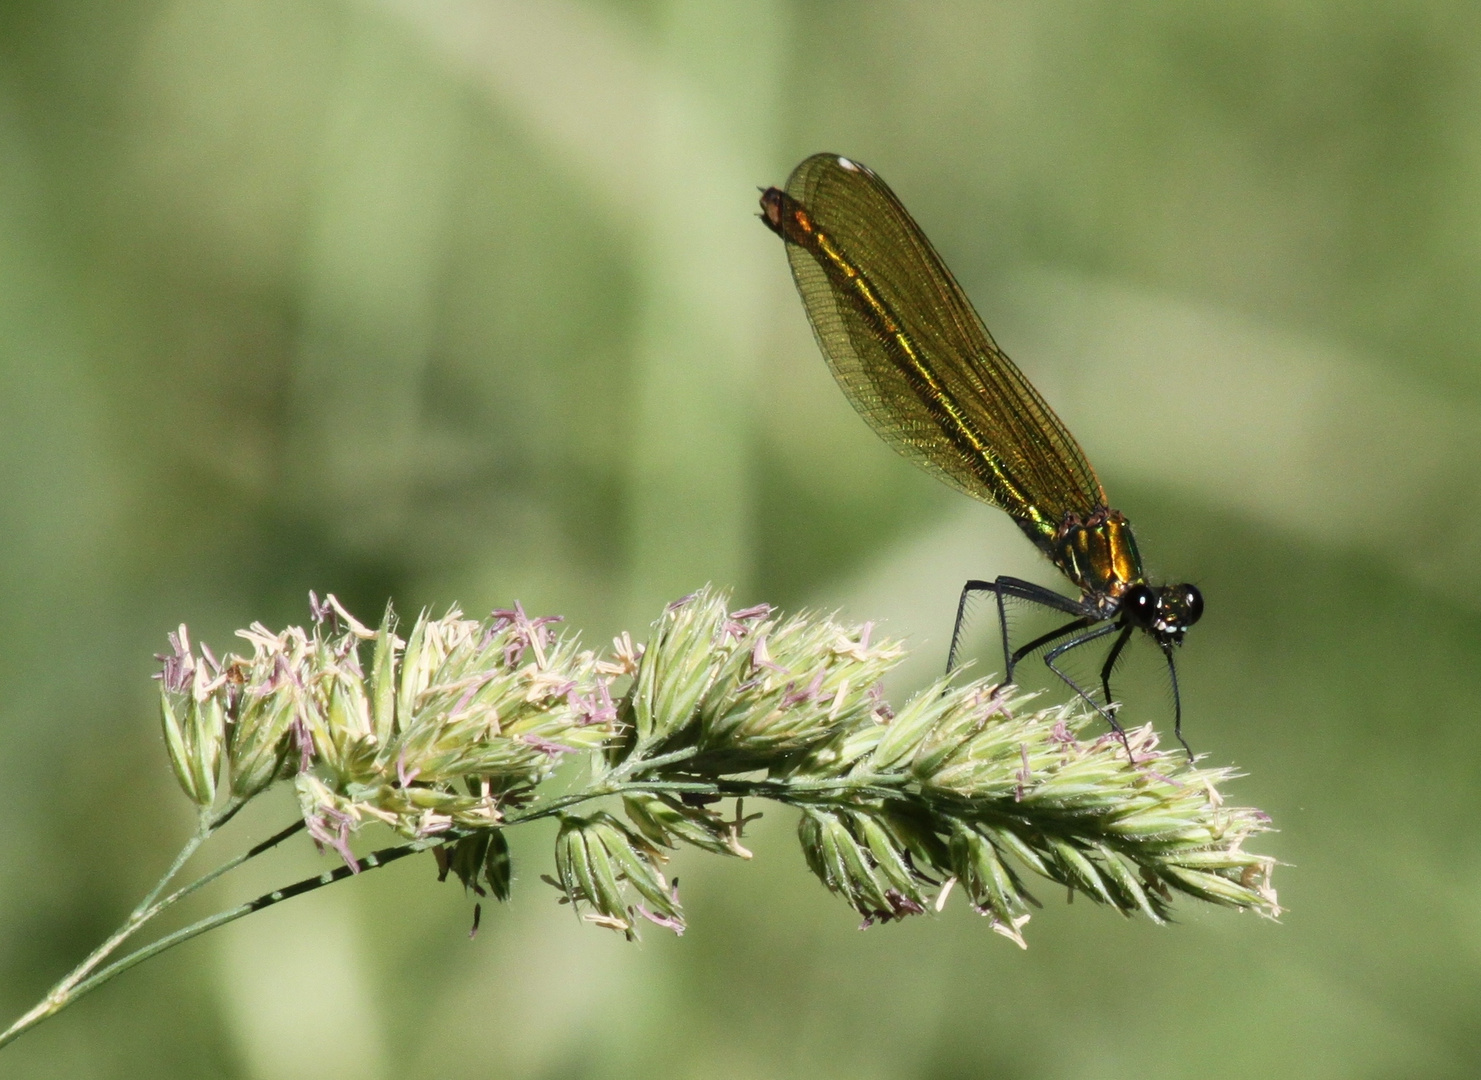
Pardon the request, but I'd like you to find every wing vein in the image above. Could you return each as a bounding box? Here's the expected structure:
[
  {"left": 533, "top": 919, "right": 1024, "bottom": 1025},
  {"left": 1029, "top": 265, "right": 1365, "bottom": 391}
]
[{"left": 775, "top": 154, "right": 1107, "bottom": 543}]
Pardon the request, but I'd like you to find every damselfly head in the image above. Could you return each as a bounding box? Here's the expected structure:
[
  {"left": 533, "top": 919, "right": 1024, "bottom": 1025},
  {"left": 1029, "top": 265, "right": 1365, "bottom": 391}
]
[{"left": 1124, "top": 583, "right": 1204, "bottom": 644}]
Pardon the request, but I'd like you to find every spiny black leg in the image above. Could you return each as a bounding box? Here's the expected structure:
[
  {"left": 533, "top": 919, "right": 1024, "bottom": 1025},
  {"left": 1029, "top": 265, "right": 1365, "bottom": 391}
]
[
  {"left": 1043, "top": 622, "right": 1129, "bottom": 757},
  {"left": 1162, "top": 645, "right": 1194, "bottom": 760},
  {"left": 993, "top": 584, "right": 1012, "bottom": 681},
  {"left": 1011, "top": 616, "right": 1096, "bottom": 674},
  {"left": 1098, "top": 623, "right": 1134, "bottom": 708},
  {"left": 947, "top": 580, "right": 994, "bottom": 676},
  {"left": 947, "top": 577, "right": 1089, "bottom": 681},
  {"left": 990, "top": 576, "right": 1089, "bottom": 617}
]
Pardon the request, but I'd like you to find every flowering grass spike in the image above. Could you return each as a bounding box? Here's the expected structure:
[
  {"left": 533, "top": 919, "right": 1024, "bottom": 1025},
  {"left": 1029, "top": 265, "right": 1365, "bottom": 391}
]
[{"left": 0, "top": 588, "right": 1278, "bottom": 1049}]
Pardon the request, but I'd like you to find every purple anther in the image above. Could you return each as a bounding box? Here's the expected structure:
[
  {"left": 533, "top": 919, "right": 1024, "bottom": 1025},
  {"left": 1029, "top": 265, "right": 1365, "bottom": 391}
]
[
  {"left": 522, "top": 734, "right": 578, "bottom": 756},
  {"left": 306, "top": 804, "right": 359, "bottom": 872},
  {"left": 489, "top": 601, "right": 565, "bottom": 667},
  {"left": 724, "top": 603, "right": 774, "bottom": 639},
  {"left": 634, "top": 905, "right": 685, "bottom": 934},
  {"left": 396, "top": 749, "right": 420, "bottom": 789},
  {"left": 292, "top": 704, "right": 315, "bottom": 773},
  {"left": 885, "top": 889, "right": 925, "bottom": 917},
  {"left": 155, "top": 627, "right": 196, "bottom": 694},
  {"left": 308, "top": 591, "right": 335, "bottom": 626},
  {"left": 782, "top": 670, "right": 826, "bottom": 707},
  {"left": 569, "top": 678, "right": 617, "bottom": 727}
]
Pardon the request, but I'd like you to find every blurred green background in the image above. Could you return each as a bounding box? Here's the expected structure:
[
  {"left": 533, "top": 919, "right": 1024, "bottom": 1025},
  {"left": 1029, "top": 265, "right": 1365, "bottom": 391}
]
[{"left": 3, "top": 0, "right": 1481, "bottom": 1076}]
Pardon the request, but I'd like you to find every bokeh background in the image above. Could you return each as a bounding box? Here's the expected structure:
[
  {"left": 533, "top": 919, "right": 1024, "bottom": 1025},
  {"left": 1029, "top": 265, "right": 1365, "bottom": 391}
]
[{"left": 3, "top": 1, "right": 1481, "bottom": 1076}]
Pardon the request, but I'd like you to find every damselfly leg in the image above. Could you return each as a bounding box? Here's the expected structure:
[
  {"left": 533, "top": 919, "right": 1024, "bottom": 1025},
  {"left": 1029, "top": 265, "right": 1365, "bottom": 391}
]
[{"left": 948, "top": 577, "right": 1193, "bottom": 761}]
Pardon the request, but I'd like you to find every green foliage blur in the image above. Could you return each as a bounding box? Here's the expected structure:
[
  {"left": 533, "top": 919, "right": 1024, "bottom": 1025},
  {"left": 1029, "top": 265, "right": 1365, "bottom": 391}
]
[{"left": 2, "top": 1, "right": 1479, "bottom": 1076}]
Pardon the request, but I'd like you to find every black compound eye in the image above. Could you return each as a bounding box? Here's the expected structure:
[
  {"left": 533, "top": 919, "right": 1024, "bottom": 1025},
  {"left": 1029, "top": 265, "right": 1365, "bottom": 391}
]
[
  {"left": 1182, "top": 584, "right": 1204, "bottom": 626},
  {"left": 1124, "top": 584, "right": 1157, "bottom": 626}
]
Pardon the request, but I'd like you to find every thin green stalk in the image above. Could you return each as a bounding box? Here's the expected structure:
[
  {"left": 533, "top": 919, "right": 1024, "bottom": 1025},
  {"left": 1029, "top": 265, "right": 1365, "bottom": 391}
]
[
  {"left": 0, "top": 768, "right": 912, "bottom": 1043},
  {"left": 605, "top": 746, "right": 699, "bottom": 780},
  {"left": 151, "top": 819, "right": 306, "bottom": 919},
  {"left": 502, "top": 791, "right": 612, "bottom": 825},
  {"left": 610, "top": 777, "right": 908, "bottom": 803},
  {"left": 2, "top": 777, "right": 656, "bottom": 1047},
  {"left": 39, "top": 840, "right": 431, "bottom": 1024},
  {"left": 0, "top": 797, "right": 251, "bottom": 1049}
]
